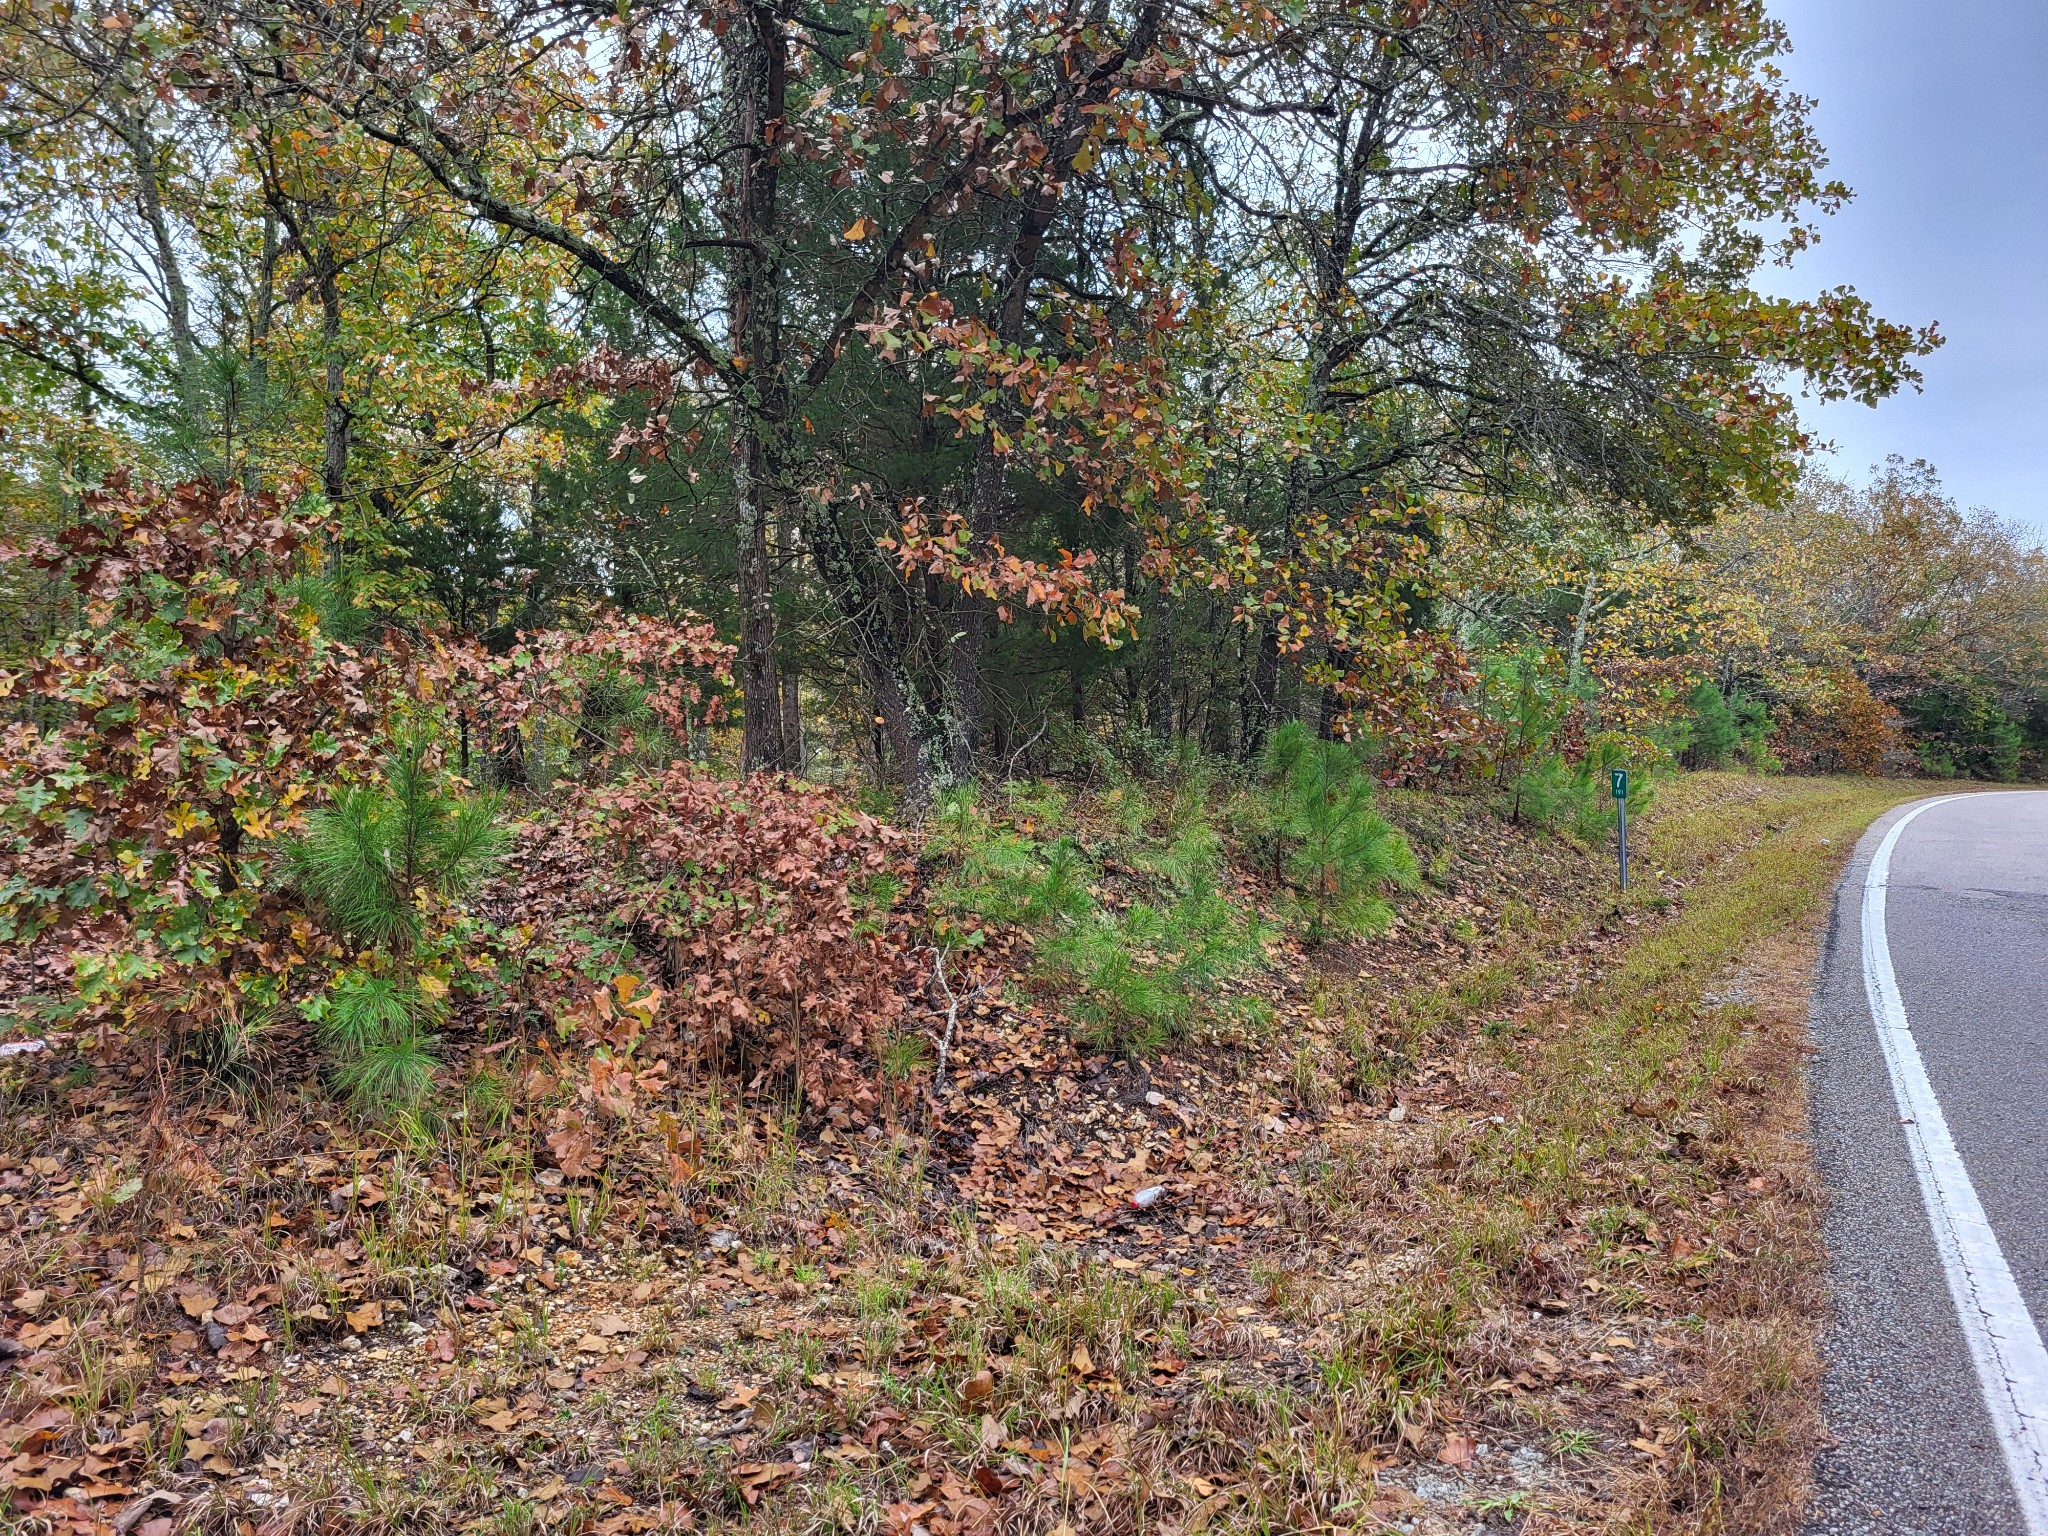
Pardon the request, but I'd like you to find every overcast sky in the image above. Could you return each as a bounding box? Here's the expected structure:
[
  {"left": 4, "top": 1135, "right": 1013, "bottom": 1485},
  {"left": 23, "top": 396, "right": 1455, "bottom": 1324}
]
[{"left": 1766, "top": 0, "right": 2048, "bottom": 528}]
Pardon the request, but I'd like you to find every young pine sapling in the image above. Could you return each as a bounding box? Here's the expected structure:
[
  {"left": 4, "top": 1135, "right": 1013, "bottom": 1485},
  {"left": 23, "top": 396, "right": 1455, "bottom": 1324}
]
[
  {"left": 290, "top": 730, "right": 506, "bottom": 1111},
  {"left": 1257, "top": 722, "right": 1416, "bottom": 947}
]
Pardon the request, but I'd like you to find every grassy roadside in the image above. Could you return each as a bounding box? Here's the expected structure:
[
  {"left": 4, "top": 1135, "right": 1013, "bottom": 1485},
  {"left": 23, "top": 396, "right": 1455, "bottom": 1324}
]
[
  {"left": 0, "top": 772, "right": 1939, "bottom": 1536},
  {"left": 1438, "top": 773, "right": 1929, "bottom": 1533}
]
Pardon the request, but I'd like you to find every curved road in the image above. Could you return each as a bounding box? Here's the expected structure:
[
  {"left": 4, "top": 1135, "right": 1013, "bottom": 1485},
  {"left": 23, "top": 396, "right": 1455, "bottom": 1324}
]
[{"left": 1809, "top": 791, "right": 2048, "bottom": 1534}]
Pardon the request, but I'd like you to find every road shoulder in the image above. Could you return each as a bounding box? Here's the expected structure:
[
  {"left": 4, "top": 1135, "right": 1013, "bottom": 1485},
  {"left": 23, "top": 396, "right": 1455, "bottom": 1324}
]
[{"left": 1804, "top": 797, "right": 2024, "bottom": 1535}]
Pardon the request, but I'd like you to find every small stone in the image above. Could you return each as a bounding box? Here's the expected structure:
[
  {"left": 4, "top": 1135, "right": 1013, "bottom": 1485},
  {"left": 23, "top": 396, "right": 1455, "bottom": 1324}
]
[
  {"left": 1388, "top": 1105, "right": 1407, "bottom": 1124},
  {"left": 708, "top": 1230, "right": 742, "bottom": 1253},
  {"left": 1144, "top": 1091, "right": 1165, "bottom": 1107}
]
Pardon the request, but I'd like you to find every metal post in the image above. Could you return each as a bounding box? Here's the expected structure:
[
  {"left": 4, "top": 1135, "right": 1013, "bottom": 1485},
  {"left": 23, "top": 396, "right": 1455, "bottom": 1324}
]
[{"left": 1618, "top": 795, "right": 1628, "bottom": 890}]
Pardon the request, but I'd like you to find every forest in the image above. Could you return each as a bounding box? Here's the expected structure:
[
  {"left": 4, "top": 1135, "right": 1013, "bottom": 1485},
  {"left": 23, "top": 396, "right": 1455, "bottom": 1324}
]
[{"left": 1, "top": 0, "right": 2045, "bottom": 1531}]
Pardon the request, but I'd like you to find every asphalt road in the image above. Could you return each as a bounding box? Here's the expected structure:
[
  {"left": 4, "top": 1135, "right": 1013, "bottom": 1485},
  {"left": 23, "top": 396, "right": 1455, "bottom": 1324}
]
[{"left": 1808, "top": 791, "right": 2048, "bottom": 1534}]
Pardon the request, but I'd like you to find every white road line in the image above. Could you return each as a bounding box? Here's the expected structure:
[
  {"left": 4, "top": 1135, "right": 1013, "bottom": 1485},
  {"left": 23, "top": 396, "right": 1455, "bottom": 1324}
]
[{"left": 1863, "top": 795, "right": 2048, "bottom": 1533}]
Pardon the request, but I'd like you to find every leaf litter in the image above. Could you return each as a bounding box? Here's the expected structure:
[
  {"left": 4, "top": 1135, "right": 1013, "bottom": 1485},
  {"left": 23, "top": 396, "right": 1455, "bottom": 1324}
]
[{"left": 0, "top": 775, "right": 1854, "bottom": 1534}]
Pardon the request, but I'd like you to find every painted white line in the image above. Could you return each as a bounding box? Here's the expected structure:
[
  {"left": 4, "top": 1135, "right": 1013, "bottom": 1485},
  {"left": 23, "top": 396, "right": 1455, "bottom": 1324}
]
[{"left": 1863, "top": 794, "right": 2048, "bottom": 1533}]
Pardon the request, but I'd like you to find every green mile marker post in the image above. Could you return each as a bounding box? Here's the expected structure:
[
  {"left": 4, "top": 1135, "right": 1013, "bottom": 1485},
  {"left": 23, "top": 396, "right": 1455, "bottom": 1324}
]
[{"left": 1611, "top": 768, "right": 1630, "bottom": 890}]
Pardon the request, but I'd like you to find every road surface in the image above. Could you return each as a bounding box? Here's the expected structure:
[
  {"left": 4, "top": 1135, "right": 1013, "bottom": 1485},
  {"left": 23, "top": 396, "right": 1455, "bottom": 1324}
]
[{"left": 1808, "top": 791, "right": 2048, "bottom": 1534}]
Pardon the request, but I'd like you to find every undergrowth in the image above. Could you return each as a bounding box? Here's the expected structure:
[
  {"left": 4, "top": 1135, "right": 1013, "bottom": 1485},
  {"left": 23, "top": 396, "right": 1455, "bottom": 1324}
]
[{"left": 929, "top": 736, "right": 1416, "bottom": 1054}]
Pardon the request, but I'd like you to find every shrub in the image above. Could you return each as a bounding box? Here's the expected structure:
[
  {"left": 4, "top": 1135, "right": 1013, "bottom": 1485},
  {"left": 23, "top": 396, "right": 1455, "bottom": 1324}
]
[
  {"left": 290, "top": 731, "right": 507, "bottom": 957},
  {"left": 305, "top": 970, "right": 445, "bottom": 1112},
  {"left": 0, "top": 474, "right": 386, "bottom": 1046},
  {"left": 571, "top": 766, "right": 917, "bottom": 1108},
  {"left": 1676, "top": 681, "right": 1775, "bottom": 771},
  {"left": 1903, "top": 680, "right": 2025, "bottom": 782},
  {"left": 928, "top": 786, "right": 1092, "bottom": 930}
]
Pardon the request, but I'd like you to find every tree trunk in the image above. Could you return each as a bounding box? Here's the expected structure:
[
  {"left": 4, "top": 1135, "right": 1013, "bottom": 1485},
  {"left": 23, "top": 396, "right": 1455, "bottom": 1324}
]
[
  {"left": 1147, "top": 575, "right": 1174, "bottom": 739},
  {"left": 120, "top": 104, "right": 209, "bottom": 457},
  {"left": 1567, "top": 568, "right": 1600, "bottom": 685},
  {"left": 1246, "top": 621, "right": 1281, "bottom": 758},
  {"left": 779, "top": 671, "right": 803, "bottom": 773},
  {"left": 733, "top": 430, "right": 787, "bottom": 773},
  {"left": 726, "top": 0, "right": 795, "bottom": 774},
  {"left": 802, "top": 494, "right": 952, "bottom": 803}
]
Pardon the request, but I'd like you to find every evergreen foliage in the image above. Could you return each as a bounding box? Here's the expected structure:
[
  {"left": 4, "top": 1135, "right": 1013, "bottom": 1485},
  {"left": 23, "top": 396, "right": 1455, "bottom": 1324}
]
[
  {"left": 289, "top": 732, "right": 505, "bottom": 1111},
  {"left": 306, "top": 970, "right": 444, "bottom": 1113},
  {"left": 930, "top": 779, "right": 1268, "bottom": 1056},
  {"left": 290, "top": 732, "right": 507, "bottom": 956},
  {"left": 1042, "top": 828, "right": 1268, "bottom": 1056},
  {"left": 1254, "top": 723, "right": 1417, "bottom": 947},
  {"left": 1681, "top": 680, "right": 1741, "bottom": 769}
]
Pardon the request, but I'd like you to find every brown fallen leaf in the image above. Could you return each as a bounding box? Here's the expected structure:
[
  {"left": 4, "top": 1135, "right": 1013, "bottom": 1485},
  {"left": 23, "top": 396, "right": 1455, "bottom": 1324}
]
[
  {"left": 961, "top": 1369, "right": 995, "bottom": 1404},
  {"left": 1436, "top": 1431, "right": 1475, "bottom": 1467},
  {"left": 343, "top": 1302, "right": 383, "bottom": 1333}
]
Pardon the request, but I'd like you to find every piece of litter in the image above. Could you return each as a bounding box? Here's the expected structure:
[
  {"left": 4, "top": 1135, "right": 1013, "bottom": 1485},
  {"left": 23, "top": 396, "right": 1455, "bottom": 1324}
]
[
  {"left": 1130, "top": 1186, "right": 1165, "bottom": 1209},
  {"left": 0, "top": 1039, "right": 47, "bottom": 1058}
]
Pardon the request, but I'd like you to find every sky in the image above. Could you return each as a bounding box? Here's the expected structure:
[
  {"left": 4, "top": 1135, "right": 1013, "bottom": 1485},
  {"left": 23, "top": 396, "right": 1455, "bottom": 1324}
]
[{"left": 1766, "top": 0, "right": 2048, "bottom": 528}]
